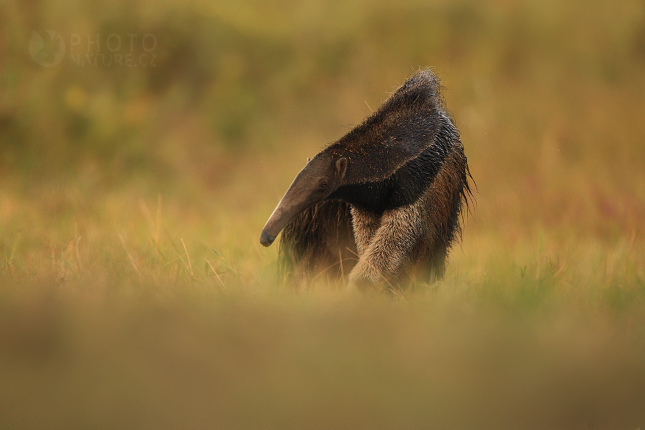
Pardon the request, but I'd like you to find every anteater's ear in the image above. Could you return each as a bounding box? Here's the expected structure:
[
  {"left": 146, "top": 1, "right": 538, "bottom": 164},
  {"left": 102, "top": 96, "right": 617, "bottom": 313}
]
[{"left": 335, "top": 157, "right": 348, "bottom": 179}]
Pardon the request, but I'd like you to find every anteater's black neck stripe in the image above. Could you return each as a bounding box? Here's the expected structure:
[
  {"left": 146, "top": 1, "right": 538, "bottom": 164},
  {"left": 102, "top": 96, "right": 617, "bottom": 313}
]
[{"left": 330, "top": 114, "right": 456, "bottom": 214}]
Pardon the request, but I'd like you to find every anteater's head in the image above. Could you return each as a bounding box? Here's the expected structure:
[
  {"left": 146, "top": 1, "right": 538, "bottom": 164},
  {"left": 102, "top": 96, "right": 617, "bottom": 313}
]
[
  {"left": 260, "top": 69, "right": 446, "bottom": 247},
  {"left": 260, "top": 154, "right": 347, "bottom": 247}
]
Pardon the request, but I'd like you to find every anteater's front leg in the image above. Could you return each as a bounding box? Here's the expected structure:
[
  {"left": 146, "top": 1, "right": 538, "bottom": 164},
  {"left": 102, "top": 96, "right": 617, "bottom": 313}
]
[
  {"left": 348, "top": 203, "right": 424, "bottom": 288},
  {"left": 350, "top": 207, "right": 381, "bottom": 256}
]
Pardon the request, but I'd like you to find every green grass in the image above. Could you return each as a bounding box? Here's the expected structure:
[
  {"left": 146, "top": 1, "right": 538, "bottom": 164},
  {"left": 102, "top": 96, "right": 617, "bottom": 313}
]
[{"left": 2, "top": 0, "right": 645, "bottom": 428}]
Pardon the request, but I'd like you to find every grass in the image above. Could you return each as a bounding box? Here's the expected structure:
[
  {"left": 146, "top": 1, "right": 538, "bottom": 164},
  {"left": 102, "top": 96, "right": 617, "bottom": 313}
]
[
  {"left": 1, "top": 163, "right": 644, "bottom": 429},
  {"left": 2, "top": 0, "right": 645, "bottom": 428}
]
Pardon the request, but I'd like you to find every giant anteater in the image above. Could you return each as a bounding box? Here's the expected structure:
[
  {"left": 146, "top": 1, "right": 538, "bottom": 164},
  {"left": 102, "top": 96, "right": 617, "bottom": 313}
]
[{"left": 260, "top": 70, "right": 472, "bottom": 289}]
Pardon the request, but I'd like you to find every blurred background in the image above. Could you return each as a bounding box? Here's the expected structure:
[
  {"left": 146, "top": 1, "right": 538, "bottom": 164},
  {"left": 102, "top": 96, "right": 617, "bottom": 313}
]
[
  {"left": 1, "top": 0, "right": 645, "bottom": 428},
  {"left": 2, "top": 0, "right": 645, "bottom": 237}
]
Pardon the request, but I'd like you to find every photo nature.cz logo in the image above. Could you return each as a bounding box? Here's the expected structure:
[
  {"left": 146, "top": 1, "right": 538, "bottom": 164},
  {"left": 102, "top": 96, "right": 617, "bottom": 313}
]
[
  {"left": 29, "top": 30, "right": 157, "bottom": 68},
  {"left": 29, "top": 30, "right": 66, "bottom": 67}
]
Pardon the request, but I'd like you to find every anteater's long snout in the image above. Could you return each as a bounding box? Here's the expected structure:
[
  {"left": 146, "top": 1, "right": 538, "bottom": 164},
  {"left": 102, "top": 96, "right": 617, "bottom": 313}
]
[
  {"left": 259, "top": 196, "right": 297, "bottom": 248},
  {"left": 260, "top": 158, "right": 330, "bottom": 248},
  {"left": 260, "top": 179, "right": 320, "bottom": 247},
  {"left": 259, "top": 230, "right": 276, "bottom": 247}
]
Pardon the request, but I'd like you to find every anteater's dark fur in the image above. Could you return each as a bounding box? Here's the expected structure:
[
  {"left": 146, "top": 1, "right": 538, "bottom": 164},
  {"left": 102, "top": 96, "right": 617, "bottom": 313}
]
[
  {"left": 278, "top": 70, "right": 473, "bottom": 286},
  {"left": 279, "top": 200, "right": 357, "bottom": 281}
]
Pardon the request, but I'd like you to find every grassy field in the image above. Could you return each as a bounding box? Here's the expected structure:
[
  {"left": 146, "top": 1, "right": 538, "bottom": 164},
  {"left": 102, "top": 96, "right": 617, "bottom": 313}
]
[{"left": 2, "top": 0, "right": 645, "bottom": 428}]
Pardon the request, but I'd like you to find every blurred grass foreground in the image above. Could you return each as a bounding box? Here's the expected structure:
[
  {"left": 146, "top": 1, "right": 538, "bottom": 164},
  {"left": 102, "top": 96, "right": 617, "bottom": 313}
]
[{"left": 2, "top": 0, "right": 645, "bottom": 428}]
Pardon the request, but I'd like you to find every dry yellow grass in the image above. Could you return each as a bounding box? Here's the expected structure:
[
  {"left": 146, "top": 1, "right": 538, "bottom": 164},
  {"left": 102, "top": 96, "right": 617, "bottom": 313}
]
[{"left": 1, "top": 0, "right": 645, "bottom": 428}]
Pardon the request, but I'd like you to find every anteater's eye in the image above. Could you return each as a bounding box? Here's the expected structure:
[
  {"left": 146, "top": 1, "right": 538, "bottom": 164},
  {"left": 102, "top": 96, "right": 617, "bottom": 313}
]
[{"left": 318, "top": 182, "right": 328, "bottom": 191}]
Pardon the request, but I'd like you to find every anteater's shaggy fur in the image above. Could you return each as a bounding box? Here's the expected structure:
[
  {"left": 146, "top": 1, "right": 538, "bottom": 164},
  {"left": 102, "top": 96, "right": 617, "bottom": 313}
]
[{"left": 274, "top": 70, "right": 473, "bottom": 288}]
